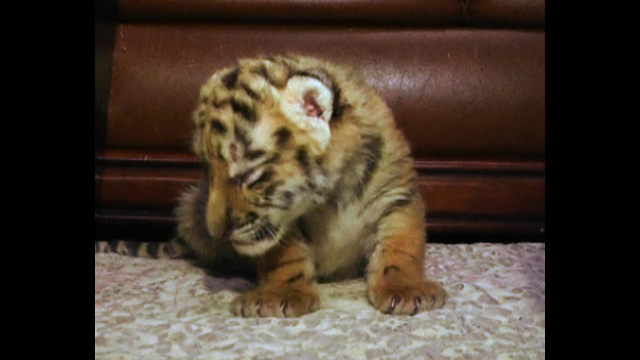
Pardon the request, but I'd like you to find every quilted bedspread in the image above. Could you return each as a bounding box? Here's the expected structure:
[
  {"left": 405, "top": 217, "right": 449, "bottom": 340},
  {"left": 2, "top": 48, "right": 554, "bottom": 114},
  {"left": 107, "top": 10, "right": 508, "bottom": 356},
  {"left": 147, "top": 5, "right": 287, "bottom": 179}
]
[{"left": 95, "top": 243, "right": 545, "bottom": 359}]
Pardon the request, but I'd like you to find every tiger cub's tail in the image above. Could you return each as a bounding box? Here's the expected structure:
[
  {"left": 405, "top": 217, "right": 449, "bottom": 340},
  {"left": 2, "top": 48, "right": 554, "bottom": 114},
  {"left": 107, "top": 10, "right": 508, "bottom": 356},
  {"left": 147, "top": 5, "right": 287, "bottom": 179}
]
[{"left": 94, "top": 238, "right": 193, "bottom": 259}]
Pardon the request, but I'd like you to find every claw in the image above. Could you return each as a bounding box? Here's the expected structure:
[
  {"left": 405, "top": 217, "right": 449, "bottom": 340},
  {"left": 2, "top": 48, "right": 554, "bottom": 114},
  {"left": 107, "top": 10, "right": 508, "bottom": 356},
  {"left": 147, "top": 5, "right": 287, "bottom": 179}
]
[
  {"left": 387, "top": 296, "right": 398, "bottom": 314},
  {"left": 255, "top": 301, "right": 263, "bottom": 317},
  {"left": 280, "top": 300, "right": 288, "bottom": 317},
  {"left": 412, "top": 297, "right": 421, "bottom": 315}
]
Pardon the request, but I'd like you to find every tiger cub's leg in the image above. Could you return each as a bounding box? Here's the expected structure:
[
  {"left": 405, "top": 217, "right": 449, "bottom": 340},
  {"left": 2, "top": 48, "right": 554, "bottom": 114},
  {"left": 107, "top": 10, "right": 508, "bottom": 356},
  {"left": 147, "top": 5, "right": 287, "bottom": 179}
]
[
  {"left": 367, "top": 203, "right": 447, "bottom": 315},
  {"left": 230, "top": 236, "right": 319, "bottom": 318}
]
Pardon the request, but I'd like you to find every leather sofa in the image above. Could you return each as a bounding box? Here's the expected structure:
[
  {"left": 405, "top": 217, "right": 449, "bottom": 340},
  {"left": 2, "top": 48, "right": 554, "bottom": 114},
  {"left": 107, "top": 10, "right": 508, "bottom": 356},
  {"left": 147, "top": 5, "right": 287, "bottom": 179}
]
[{"left": 95, "top": 0, "right": 545, "bottom": 242}]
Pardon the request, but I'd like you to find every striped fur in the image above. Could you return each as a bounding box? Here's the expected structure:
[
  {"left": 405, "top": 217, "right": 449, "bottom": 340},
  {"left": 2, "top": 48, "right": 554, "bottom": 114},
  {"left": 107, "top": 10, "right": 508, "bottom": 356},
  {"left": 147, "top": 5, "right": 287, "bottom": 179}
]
[
  {"left": 94, "top": 239, "right": 191, "bottom": 259},
  {"left": 98, "top": 55, "right": 447, "bottom": 317}
]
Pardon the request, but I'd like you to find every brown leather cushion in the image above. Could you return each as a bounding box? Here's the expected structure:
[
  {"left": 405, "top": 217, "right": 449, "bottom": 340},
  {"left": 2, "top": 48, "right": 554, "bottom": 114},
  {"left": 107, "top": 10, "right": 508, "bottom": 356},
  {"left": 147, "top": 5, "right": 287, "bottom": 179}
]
[{"left": 104, "top": 25, "right": 544, "bottom": 159}]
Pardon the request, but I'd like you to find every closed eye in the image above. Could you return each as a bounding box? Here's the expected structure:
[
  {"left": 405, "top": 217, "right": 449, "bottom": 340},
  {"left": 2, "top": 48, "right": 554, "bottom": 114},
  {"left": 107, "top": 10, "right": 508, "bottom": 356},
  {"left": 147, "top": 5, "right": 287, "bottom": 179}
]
[
  {"left": 230, "top": 169, "right": 255, "bottom": 187},
  {"left": 231, "top": 167, "right": 275, "bottom": 189},
  {"left": 245, "top": 149, "right": 266, "bottom": 161},
  {"left": 247, "top": 169, "right": 275, "bottom": 190}
]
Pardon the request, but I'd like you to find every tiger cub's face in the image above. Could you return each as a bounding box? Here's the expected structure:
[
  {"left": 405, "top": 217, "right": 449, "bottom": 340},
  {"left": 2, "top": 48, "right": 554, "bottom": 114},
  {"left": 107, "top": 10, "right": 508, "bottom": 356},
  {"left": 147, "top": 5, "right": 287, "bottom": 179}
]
[{"left": 192, "top": 58, "right": 337, "bottom": 256}]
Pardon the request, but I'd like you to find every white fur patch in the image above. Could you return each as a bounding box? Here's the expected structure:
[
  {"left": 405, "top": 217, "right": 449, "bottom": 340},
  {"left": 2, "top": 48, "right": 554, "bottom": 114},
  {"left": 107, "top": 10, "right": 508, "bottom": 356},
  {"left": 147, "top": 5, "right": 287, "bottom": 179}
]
[{"left": 280, "top": 76, "right": 334, "bottom": 153}]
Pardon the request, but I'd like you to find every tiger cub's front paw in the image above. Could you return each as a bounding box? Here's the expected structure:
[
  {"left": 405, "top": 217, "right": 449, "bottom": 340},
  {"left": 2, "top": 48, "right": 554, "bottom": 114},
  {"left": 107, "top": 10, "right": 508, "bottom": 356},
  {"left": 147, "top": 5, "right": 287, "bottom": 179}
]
[
  {"left": 368, "top": 275, "right": 447, "bottom": 315},
  {"left": 230, "top": 284, "right": 320, "bottom": 318}
]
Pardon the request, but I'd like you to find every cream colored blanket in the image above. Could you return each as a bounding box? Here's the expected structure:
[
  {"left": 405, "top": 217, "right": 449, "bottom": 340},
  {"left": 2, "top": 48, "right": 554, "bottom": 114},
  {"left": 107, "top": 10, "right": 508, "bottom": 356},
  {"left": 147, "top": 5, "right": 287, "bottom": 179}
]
[{"left": 95, "top": 243, "right": 545, "bottom": 359}]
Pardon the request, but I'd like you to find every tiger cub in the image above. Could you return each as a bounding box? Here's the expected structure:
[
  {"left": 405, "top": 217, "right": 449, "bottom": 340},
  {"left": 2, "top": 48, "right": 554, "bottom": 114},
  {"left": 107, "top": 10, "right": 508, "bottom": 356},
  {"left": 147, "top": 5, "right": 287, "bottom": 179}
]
[
  {"left": 171, "top": 55, "right": 447, "bottom": 317},
  {"left": 95, "top": 55, "right": 448, "bottom": 316}
]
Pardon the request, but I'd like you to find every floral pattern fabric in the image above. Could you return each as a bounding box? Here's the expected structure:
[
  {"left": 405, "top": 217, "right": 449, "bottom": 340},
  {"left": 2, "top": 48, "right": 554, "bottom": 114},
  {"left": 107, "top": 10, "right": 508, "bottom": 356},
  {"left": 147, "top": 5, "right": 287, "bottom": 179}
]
[{"left": 95, "top": 243, "right": 545, "bottom": 359}]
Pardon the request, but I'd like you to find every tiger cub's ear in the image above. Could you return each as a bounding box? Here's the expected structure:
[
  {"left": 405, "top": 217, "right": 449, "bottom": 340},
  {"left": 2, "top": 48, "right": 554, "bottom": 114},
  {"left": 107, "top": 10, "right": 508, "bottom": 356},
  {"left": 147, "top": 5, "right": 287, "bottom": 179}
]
[
  {"left": 284, "top": 76, "right": 333, "bottom": 122},
  {"left": 281, "top": 76, "right": 334, "bottom": 151}
]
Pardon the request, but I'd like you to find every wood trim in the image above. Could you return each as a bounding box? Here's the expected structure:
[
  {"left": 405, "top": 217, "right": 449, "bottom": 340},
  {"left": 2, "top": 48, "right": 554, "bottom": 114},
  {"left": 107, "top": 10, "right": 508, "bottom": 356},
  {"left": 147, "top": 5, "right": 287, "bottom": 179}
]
[
  {"left": 95, "top": 210, "right": 176, "bottom": 224},
  {"left": 419, "top": 175, "right": 544, "bottom": 217},
  {"left": 96, "top": 152, "right": 544, "bottom": 213},
  {"left": 94, "top": 210, "right": 544, "bottom": 239},
  {"left": 95, "top": 163, "right": 545, "bottom": 215},
  {"left": 96, "top": 150, "right": 544, "bottom": 173},
  {"left": 96, "top": 167, "right": 201, "bottom": 208},
  {"left": 427, "top": 217, "right": 545, "bottom": 233},
  {"left": 95, "top": 149, "right": 199, "bottom": 167},
  {"left": 95, "top": 151, "right": 544, "bottom": 234},
  {"left": 414, "top": 159, "right": 544, "bottom": 174}
]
